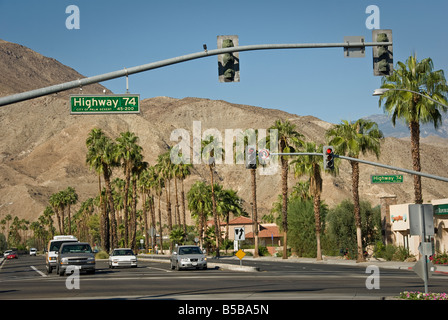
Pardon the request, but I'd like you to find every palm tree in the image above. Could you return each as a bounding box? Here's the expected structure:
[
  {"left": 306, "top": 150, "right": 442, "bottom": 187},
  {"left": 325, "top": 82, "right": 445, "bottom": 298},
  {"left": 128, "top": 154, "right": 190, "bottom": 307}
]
[
  {"left": 176, "top": 161, "right": 192, "bottom": 234},
  {"left": 378, "top": 55, "right": 448, "bottom": 204},
  {"left": 130, "top": 158, "right": 148, "bottom": 250},
  {"left": 116, "top": 131, "right": 143, "bottom": 248},
  {"left": 156, "top": 151, "right": 175, "bottom": 234},
  {"left": 187, "top": 181, "right": 211, "bottom": 249},
  {"left": 291, "top": 141, "right": 325, "bottom": 260},
  {"left": 201, "top": 135, "right": 225, "bottom": 257},
  {"left": 326, "top": 118, "right": 383, "bottom": 262},
  {"left": 268, "top": 119, "right": 304, "bottom": 259},
  {"left": 86, "top": 128, "right": 119, "bottom": 250},
  {"left": 64, "top": 186, "right": 78, "bottom": 235}
]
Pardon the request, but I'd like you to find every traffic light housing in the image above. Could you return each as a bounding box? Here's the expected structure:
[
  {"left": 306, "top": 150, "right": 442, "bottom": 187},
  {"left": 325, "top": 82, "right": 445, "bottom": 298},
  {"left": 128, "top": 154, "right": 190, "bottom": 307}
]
[
  {"left": 245, "top": 145, "right": 257, "bottom": 169},
  {"left": 372, "top": 29, "right": 393, "bottom": 76},
  {"left": 218, "top": 35, "right": 240, "bottom": 82},
  {"left": 323, "top": 146, "right": 334, "bottom": 170}
]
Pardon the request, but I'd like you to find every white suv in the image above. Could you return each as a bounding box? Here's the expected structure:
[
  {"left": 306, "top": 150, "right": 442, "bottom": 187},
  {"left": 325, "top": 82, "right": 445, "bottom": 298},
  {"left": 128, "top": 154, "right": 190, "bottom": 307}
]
[
  {"left": 45, "top": 235, "right": 78, "bottom": 274},
  {"left": 29, "top": 248, "right": 37, "bottom": 256}
]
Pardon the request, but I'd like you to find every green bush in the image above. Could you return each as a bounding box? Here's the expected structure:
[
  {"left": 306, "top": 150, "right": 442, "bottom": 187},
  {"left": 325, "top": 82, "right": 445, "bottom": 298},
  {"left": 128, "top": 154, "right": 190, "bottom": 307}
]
[
  {"left": 95, "top": 250, "right": 109, "bottom": 259},
  {"left": 374, "top": 241, "right": 413, "bottom": 261}
]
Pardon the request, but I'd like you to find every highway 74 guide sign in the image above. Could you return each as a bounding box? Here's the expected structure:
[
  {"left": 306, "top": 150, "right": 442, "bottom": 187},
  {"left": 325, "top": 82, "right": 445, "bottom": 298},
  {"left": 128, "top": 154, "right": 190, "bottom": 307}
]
[{"left": 70, "top": 94, "right": 140, "bottom": 114}]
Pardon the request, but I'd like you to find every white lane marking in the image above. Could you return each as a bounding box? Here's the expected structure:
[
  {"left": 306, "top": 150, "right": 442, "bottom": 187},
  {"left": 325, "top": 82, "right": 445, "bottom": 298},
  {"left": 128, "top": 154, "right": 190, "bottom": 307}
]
[
  {"left": 31, "top": 265, "right": 48, "bottom": 277},
  {"left": 146, "top": 266, "right": 173, "bottom": 273}
]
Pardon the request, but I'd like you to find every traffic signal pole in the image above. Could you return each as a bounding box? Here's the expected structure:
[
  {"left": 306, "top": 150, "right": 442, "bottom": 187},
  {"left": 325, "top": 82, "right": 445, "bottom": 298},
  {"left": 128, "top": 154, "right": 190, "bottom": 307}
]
[
  {"left": 270, "top": 152, "right": 448, "bottom": 183},
  {"left": 0, "top": 41, "right": 391, "bottom": 107}
]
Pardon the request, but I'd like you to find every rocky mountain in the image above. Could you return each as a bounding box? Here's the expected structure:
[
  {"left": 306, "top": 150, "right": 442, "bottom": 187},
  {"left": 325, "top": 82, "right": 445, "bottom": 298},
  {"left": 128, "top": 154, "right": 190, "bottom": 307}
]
[
  {"left": 364, "top": 113, "right": 448, "bottom": 138},
  {"left": 1, "top": 39, "right": 448, "bottom": 225}
]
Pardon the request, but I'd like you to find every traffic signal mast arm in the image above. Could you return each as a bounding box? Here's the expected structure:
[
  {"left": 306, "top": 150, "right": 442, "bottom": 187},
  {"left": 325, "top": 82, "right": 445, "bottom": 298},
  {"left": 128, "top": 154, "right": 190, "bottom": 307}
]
[
  {"left": 270, "top": 152, "right": 448, "bottom": 183},
  {"left": 0, "top": 41, "right": 391, "bottom": 107}
]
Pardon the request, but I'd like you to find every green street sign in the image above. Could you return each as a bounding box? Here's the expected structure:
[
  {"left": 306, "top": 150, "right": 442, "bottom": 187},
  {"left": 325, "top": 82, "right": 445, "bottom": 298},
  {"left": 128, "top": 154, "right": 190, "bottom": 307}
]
[
  {"left": 371, "top": 174, "right": 403, "bottom": 184},
  {"left": 70, "top": 94, "right": 140, "bottom": 114},
  {"left": 434, "top": 204, "right": 448, "bottom": 215}
]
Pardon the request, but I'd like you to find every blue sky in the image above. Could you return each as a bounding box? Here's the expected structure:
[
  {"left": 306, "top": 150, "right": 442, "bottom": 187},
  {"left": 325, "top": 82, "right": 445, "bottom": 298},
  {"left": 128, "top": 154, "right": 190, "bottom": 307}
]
[{"left": 0, "top": 0, "right": 447, "bottom": 123}]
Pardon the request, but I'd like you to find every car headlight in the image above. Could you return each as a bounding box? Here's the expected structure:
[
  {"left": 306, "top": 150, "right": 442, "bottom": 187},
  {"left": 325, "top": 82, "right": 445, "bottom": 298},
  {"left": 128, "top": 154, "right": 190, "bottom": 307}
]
[
  {"left": 87, "top": 257, "right": 95, "bottom": 264},
  {"left": 180, "top": 258, "right": 189, "bottom": 262},
  {"left": 61, "top": 258, "right": 68, "bottom": 264}
]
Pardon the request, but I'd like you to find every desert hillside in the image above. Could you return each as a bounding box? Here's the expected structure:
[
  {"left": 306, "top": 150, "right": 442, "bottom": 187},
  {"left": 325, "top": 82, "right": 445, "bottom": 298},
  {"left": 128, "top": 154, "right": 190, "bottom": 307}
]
[{"left": 1, "top": 39, "right": 448, "bottom": 225}]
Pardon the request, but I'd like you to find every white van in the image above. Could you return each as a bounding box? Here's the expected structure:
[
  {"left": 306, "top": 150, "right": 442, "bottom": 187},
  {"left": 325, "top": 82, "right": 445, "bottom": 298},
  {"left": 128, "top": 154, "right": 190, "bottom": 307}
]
[{"left": 45, "top": 235, "right": 78, "bottom": 274}]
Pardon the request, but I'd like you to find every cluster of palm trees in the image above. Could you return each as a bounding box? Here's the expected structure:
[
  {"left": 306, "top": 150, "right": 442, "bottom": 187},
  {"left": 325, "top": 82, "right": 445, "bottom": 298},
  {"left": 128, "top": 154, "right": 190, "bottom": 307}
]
[{"left": 85, "top": 128, "right": 198, "bottom": 252}]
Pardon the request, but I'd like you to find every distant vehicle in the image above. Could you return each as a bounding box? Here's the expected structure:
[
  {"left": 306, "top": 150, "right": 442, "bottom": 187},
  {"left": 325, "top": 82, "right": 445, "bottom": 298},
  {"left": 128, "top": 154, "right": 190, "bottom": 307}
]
[
  {"left": 56, "top": 242, "right": 95, "bottom": 276},
  {"left": 108, "top": 248, "right": 137, "bottom": 268},
  {"left": 170, "top": 245, "right": 207, "bottom": 271},
  {"left": 29, "top": 248, "right": 37, "bottom": 256},
  {"left": 3, "top": 250, "right": 13, "bottom": 258},
  {"left": 45, "top": 235, "right": 78, "bottom": 274},
  {"left": 6, "top": 251, "right": 18, "bottom": 259}
]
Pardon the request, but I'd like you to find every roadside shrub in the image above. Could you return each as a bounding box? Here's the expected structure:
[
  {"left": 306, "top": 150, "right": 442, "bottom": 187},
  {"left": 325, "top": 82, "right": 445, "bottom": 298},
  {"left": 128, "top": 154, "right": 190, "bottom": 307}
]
[{"left": 95, "top": 250, "right": 109, "bottom": 259}]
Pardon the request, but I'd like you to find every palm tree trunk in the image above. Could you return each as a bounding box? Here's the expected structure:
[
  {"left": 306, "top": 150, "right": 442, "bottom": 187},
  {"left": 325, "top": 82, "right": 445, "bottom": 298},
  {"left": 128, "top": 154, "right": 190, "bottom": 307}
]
[
  {"left": 103, "top": 166, "right": 115, "bottom": 250},
  {"left": 157, "top": 190, "right": 163, "bottom": 254},
  {"left": 410, "top": 120, "right": 423, "bottom": 204},
  {"left": 351, "top": 161, "right": 365, "bottom": 262},
  {"left": 312, "top": 163, "right": 323, "bottom": 261},
  {"left": 181, "top": 179, "right": 187, "bottom": 234},
  {"left": 281, "top": 154, "right": 288, "bottom": 259},
  {"left": 210, "top": 165, "right": 220, "bottom": 258},
  {"left": 124, "top": 165, "right": 131, "bottom": 248},
  {"left": 251, "top": 168, "right": 259, "bottom": 258}
]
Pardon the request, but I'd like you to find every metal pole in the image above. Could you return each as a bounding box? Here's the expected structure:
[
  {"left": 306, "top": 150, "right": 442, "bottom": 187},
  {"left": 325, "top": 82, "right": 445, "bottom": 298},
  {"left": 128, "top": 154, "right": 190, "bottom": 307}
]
[
  {"left": 419, "top": 205, "right": 429, "bottom": 294},
  {"left": 271, "top": 152, "right": 448, "bottom": 183},
  {"left": 0, "top": 41, "right": 391, "bottom": 107}
]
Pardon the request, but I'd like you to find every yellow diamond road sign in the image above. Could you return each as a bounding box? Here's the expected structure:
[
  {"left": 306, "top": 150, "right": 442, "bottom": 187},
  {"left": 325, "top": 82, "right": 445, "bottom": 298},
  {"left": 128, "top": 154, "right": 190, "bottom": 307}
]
[{"left": 236, "top": 249, "right": 246, "bottom": 260}]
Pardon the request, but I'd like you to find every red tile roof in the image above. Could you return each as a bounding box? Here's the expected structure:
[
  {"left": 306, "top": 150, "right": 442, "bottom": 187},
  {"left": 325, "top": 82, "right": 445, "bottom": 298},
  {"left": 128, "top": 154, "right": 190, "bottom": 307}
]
[
  {"left": 246, "top": 224, "right": 283, "bottom": 238},
  {"left": 221, "top": 216, "right": 255, "bottom": 225}
]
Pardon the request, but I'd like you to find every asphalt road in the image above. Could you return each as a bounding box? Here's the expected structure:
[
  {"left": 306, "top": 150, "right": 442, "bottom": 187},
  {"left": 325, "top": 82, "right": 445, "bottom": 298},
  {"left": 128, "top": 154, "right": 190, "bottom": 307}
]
[{"left": 1, "top": 254, "right": 448, "bottom": 302}]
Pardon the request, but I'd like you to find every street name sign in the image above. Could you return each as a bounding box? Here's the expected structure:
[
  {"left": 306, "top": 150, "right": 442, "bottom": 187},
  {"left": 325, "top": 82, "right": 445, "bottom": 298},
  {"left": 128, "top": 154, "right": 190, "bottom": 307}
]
[
  {"left": 70, "top": 94, "right": 140, "bottom": 114},
  {"left": 371, "top": 174, "right": 403, "bottom": 184}
]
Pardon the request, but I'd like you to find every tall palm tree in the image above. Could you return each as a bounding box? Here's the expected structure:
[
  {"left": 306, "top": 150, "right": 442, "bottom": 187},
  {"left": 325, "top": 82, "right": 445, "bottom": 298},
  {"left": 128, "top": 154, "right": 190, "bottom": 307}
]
[
  {"left": 157, "top": 151, "right": 174, "bottom": 234},
  {"left": 201, "top": 135, "right": 224, "bottom": 257},
  {"left": 64, "top": 186, "right": 78, "bottom": 235},
  {"left": 378, "top": 55, "right": 448, "bottom": 204},
  {"left": 130, "top": 158, "right": 148, "bottom": 250},
  {"left": 291, "top": 142, "right": 325, "bottom": 260},
  {"left": 234, "top": 129, "right": 260, "bottom": 257},
  {"left": 326, "top": 118, "right": 383, "bottom": 262},
  {"left": 187, "top": 181, "right": 211, "bottom": 249},
  {"left": 86, "top": 128, "right": 119, "bottom": 250},
  {"left": 268, "top": 119, "right": 304, "bottom": 259},
  {"left": 116, "top": 131, "right": 143, "bottom": 248}
]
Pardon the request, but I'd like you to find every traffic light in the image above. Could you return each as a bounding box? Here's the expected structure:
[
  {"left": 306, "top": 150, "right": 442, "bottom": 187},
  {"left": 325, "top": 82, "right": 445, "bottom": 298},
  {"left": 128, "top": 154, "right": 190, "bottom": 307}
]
[
  {"left": 372, "top": 29, "right": 393, "bottom": 76},
  {"left": 323, "top": 146, "right": 334, "bottom": 170},
  {"left": 245, "top": 145, "right": 257, "bottom": 169},
  {"left": 218, "top": 35, "right": 240, "bottom": 82}
]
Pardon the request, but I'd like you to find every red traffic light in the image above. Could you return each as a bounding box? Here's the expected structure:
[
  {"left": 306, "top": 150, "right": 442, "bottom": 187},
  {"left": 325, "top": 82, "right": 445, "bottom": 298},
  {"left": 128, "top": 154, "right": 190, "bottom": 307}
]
[{"left": 326, "top": 148, "right": 332, "bottom": 155}]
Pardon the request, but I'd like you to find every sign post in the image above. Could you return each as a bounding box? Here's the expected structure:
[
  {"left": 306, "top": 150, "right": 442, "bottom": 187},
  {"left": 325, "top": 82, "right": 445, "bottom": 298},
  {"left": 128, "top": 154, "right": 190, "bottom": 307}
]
[
  {"left": 234, "top": 227, "right": 245, "bottom": 266},
  {"left": 409, "top": 204, "right": 436, "bottom": 293}
]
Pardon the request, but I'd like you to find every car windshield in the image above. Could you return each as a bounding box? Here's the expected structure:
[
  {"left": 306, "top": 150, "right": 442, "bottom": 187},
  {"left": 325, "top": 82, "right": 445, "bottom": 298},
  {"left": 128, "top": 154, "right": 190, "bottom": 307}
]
[
  {"left": 61, "top": 244, "right": 92, "bottom": 254},
  {"left": 179, "top": 247, "right": 202, "bottom": 255},
  {"left": 114, "top": 249, "right": 134, "bottom": 256}
]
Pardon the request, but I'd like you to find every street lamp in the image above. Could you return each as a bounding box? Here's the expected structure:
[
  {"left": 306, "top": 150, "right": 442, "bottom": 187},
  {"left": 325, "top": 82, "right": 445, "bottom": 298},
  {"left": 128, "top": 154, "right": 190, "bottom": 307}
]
[{"left": 373, "top": 88, "right": 448, "bottom": 108}]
